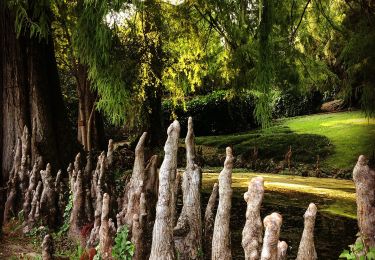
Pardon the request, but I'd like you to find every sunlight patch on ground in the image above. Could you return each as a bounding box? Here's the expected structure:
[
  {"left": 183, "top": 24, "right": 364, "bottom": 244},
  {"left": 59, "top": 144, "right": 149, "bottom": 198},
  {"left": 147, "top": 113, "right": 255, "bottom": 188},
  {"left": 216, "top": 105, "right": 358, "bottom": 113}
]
[
  {"left": 202, "top": 171, "right": 357, "bottom": 219},
  {"left": 320, "top": 118, "right": 375, "bottom": 127},
  {"left": 202, "top": 172, "right": 355, "bottom": 198}
]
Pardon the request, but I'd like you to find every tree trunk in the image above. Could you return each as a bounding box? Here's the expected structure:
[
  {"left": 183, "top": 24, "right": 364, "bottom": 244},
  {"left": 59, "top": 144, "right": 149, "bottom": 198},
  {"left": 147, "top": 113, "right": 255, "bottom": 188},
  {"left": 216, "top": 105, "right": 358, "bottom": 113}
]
[
  {"left": 145, "top": 87, "right": 165, "bottom": 147},
  {"left": 76, "top": 64, "right": 105, "bottom": 151},
  {"left": 0, "top": 1, "right": 78, "bottom": 227},
  {"left": 1, "top": 1, "right": 76, "bottom": 225}
]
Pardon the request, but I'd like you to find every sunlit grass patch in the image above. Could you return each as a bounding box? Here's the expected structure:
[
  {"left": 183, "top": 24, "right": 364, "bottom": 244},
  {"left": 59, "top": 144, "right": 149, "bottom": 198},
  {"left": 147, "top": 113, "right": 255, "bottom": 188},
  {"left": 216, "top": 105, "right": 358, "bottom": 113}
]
[
  {"left": 196, "top": 111, "right": 375, "bottom": 170},
  {"left": 202, "top": 171, "right": 357, "bottom": 219}
]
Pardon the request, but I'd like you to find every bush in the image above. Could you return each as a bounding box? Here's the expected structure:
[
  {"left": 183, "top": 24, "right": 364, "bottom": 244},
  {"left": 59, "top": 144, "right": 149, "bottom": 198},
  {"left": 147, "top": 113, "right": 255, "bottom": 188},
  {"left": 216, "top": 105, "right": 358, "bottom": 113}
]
[
  {"left": 272, "top": 89, "right": 323, "bottom": 118},
  {"left": 163, "top": 90, "right": 258, "bottom": 136}
]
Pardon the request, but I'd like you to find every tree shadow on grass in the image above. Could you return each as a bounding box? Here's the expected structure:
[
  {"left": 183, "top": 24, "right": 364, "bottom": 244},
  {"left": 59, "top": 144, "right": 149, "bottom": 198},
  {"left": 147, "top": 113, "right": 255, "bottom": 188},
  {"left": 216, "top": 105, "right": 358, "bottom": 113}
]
[{"left": 197, "top": 125, "right": 334, "bottom": 164}]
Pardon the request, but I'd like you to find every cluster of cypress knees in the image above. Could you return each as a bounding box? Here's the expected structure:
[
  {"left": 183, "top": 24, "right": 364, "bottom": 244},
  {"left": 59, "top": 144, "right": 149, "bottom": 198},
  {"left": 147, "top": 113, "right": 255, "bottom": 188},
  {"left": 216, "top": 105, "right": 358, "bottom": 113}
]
[{"left": 3, "top": 117, "right": 375, "bottom": 260}]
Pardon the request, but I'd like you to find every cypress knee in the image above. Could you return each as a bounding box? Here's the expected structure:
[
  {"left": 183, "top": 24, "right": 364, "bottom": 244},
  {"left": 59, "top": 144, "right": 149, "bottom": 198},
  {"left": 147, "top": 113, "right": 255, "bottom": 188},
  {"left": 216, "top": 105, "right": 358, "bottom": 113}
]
[
  {"left": 242, "top": 177, "right": 264, "bottom": 260},
  {"left": 149, "top": 120, "right": 180, "bottom": 260},
  {"left": 260, "top": 213, "right": 282, "bottom": 260},
  {"left": 353, "top": 155, "right": 375, "bottom": 249},
  {"left": 212, "top": 147, "right": 234, "bottom": 260}
]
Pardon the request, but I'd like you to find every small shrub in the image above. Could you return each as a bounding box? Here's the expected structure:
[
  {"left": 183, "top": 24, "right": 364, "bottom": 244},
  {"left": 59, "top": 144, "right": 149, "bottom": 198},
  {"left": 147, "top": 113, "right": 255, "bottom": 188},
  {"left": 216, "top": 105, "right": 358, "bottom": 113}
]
[
  {"left": 112, "top": 225, "right": 135, "bottom": 260},
  {"left": 340, "top": 239, "right": 375, "bottom": 259},
  {"left": 58, "top": 193, "right": 73, "bottom": 236}
]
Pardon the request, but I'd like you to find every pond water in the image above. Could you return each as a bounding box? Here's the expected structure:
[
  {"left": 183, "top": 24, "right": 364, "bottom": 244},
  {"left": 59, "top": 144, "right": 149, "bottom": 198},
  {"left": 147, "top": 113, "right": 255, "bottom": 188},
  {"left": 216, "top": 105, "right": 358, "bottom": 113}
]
[{"left": 200, "top": 173, "right": 358, "bottom": 260}]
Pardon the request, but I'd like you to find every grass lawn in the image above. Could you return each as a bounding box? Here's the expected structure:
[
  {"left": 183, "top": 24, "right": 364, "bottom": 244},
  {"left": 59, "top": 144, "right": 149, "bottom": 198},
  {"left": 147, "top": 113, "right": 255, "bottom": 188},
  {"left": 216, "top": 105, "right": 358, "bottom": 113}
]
[{"left": 196, "top": 111, "right": 375, "bottom": 170}]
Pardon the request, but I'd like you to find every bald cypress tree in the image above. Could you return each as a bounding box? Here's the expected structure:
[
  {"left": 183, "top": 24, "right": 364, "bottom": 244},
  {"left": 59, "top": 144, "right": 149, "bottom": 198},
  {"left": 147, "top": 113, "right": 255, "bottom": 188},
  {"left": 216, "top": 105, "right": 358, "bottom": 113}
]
[{"left": 0, "top": 0, "right": 78, "bottom": 227}]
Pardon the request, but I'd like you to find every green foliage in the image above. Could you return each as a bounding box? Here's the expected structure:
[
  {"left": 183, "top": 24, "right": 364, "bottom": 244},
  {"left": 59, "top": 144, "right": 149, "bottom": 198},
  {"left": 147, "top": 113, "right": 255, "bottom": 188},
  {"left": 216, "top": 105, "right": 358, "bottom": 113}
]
[
  {"left": 163, "top": 90, "right": 257, "bottom": 136},
  {"left": 57, "top": 193, "right": 73, "bottom": 236},
  {"left": 272, "top": 89, "right": 323, "bottom": 118},
  {"left": 112, "top": 225, "right": 135, "bottom": 260},
  {"left": 340, "top": 240, "right": 375, "bottom": 259},
  {"left": 338, "top": 2, "right": 375, "bottom": 118},
  {"left": 111, "top": 226, "right": 135, "bottom": 259},
  {"left": 26, "top": 225, "right": 50, "bottom": 246},
  {"left": 7, "top": 0, "right": 52, "bottom": 40}
]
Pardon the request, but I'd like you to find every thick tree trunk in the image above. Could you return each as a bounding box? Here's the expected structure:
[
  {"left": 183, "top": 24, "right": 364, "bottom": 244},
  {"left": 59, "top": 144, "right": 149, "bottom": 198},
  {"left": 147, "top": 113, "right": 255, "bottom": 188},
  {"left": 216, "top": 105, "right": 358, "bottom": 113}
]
[
  {"left": 76, "top": 64, "right": 105, "bottom": 151},
  {"left": 0, "top": 1, "right": 77, "bottom": 225}
]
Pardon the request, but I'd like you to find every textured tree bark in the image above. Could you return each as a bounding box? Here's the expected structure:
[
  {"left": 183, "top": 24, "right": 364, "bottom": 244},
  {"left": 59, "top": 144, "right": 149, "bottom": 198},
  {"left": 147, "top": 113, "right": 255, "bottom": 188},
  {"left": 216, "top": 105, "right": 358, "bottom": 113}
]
[
  {"left": 88, "top": 160, "right": 103, "bottom": 247},
  {"left": 19, "top": 126, "right": 31, "bottom": 196},
  {"left": 149, "top": 120, "right": 180, "bottom": 260},
  {"left": 144, "top": 155, "right": 159, "bottom": 223},
  {"left": 296, "top": 203, "right": 317, "bottom": 260},
  {"left": 353, "top": 155, "right": 375, "bottom": 249},
  {"left": 40, "top": 164, "right": 57, "bottom": 228},
  {"left": 23, "top": 157, "right": 42, "bottom": 224},
  {"left": 242, "top": 176, "right": 264, "bottom": 260},
  {"left": 76, "top": 64, "right": 105, "bottom": 152},
  {"left": 3, "top": 139, "right": 21, "bottom": 222},
  {"left": 69, "top": 170, "right": 84, "bottom": 239},
  {"left": 26, "top": 180, "right": 43, "bottom": 232},
  {"left": 124, "top": 132, "right": 147, "bottom": 228},
  {"left": 260, "top": 213, "right": 282, "bottom": 260},
  {"left": 42, "top": 234, "right": 54, "bottom": 260},
  {"left": 212, "top": 147, "right": 234, "bottom": 260},
  {"left": 0, "top": 0, "right": 77, "bottom": 227},
  {"left": 132, "top": 214, "right": 144, "bottom": 260},
  {"left": 172, "top": 170, "right": 181, "bottom": 227},
  {"left": 106, "top": 139, "right": 114, "bottom": 166},
  {"left": 132, "top": 192, "right": 148, "bottom": 260},
  {"left": 203, "top": 183, "right": 218, "bottom": 259},
  {"left": 174, "top": 117, "right": 202, "bottom": 260},
  {"left": 55, "top": 169, "right": 66, "bottom": 224},
  {"left": 277, "top": 241, "right": 288, "bottom": 260},
  {"left": 99, "top": 193, "right": 113, "bottom": 259},
  {"left": 88, "top": 151, "right": 112, "bottom": 248}
]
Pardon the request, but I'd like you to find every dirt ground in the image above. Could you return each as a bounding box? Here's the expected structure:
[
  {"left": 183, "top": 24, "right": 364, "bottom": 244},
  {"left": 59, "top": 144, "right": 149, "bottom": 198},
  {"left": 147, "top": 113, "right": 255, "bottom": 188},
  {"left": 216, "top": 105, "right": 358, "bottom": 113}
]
[{"left": 0, "top": 221, "right": 39, "bottom": 259}]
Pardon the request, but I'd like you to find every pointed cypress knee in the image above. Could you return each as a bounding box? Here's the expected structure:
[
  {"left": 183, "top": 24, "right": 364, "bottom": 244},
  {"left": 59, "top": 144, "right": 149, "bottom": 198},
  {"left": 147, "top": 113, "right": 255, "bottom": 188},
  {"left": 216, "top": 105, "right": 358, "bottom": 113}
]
[
  {"left": 260, "top": 213, "right": 282, "bottom": 260},
  {"left": 242, "top": 177, "right": 264, "bottom": 260},
  {"left": 212, "top": 147, "right": 234, "bottom": 260},
  {"left": 296, "top": 203, "right": 318, "bottom": 260},
  {"left": 149, "top": 121, "right": 180, "bottom": 260}
]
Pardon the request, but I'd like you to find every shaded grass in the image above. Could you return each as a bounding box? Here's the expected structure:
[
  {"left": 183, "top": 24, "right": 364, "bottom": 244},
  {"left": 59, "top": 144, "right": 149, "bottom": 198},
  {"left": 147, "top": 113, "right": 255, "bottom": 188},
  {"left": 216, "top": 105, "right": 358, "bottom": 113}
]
[
  {"left": 202, "top": 171, "right": 357, "bottom": 219},
  {"left": 196, "top": 111, "right": 375, "bottom": 169}
]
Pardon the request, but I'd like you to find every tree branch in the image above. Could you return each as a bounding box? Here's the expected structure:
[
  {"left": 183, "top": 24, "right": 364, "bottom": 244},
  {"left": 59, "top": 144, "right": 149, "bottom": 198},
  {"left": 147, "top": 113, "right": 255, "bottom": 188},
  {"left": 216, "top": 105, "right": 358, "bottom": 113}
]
[{"left": 290, "top": 0, "right": 312, "bottom": 40}]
